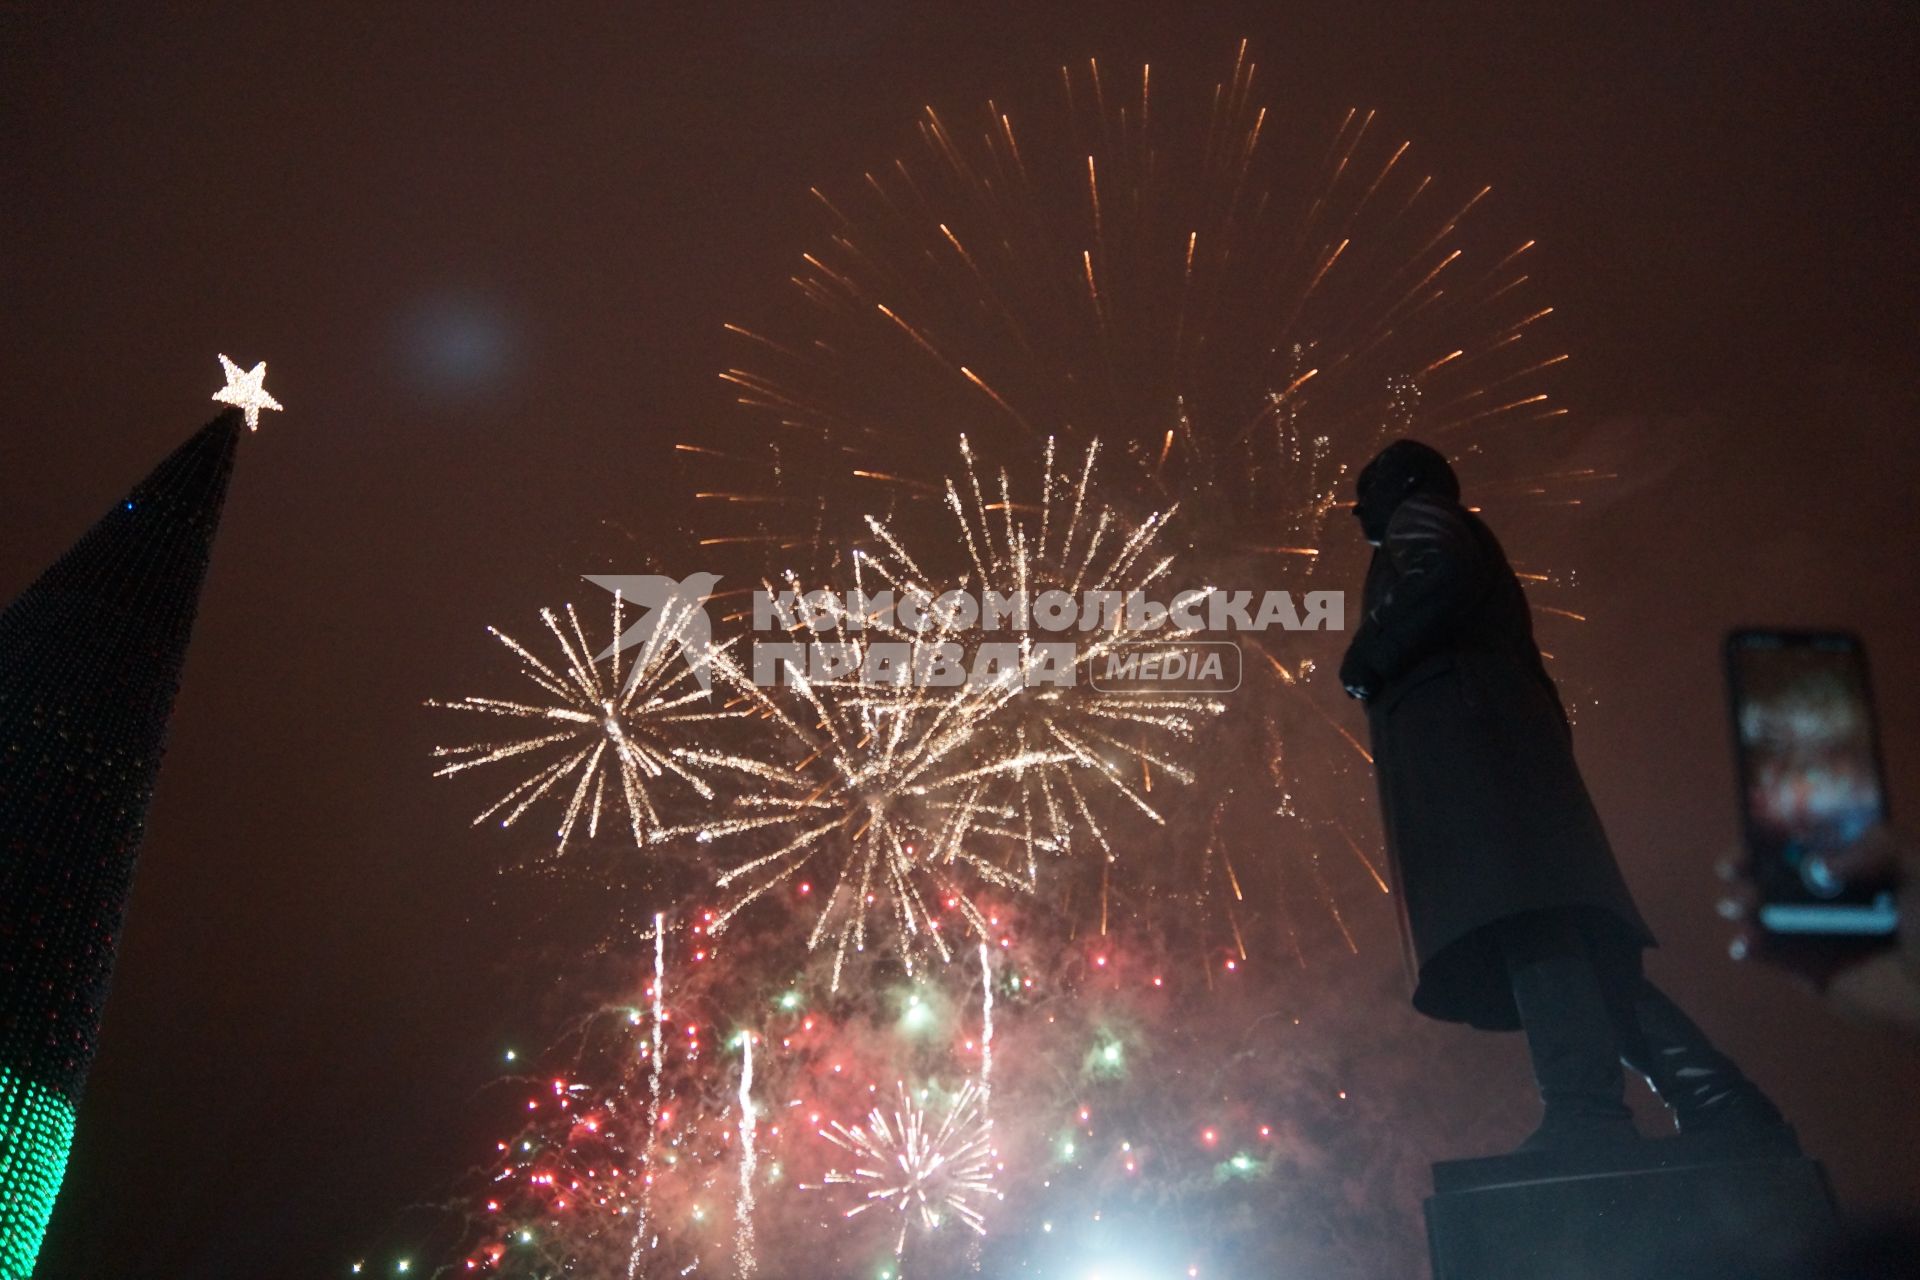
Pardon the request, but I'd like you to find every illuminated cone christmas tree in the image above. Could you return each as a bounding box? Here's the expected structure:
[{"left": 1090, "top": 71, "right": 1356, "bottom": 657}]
[{"left": 0, "top": 358, "right": 275, "bottom": 1277}]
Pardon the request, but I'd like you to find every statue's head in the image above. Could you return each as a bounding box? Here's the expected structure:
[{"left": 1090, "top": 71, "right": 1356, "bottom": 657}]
[{"left": 1352, "top": 439, "right": 1459, "bottom": 545}]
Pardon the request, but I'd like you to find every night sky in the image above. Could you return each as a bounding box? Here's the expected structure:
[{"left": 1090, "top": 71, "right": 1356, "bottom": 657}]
[{"left": 3, "top": 3, "right": 1918, "bottom": 1276}]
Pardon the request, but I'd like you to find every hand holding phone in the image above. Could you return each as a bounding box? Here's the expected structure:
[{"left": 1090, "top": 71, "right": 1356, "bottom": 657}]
[
  {"left": 1719, "top": 630, "right": 1920, "bottom": 1032},
  {"left": 1721, "top": 824, "right": 1920, "bottom": 1033},
  {"left": 1726, "top": 629, "right": 1897, "bottom": 939}
]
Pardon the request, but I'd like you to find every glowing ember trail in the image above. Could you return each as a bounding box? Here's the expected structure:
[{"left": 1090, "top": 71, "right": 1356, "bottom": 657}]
[
  {"left": 733, "top": 1031, "right": 758, "bottom": 1277},
  {"left": 626, "top": 914, "right": 668, "bottom": 1280}
]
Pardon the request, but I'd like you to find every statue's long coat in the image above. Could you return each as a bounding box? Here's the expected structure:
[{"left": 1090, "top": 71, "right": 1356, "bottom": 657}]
[{"left": 1344, "top": 494, "right": 1654, "bottom": 1029}]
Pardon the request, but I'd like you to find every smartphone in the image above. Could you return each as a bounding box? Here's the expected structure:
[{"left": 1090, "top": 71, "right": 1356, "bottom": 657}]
[{"left": 1725, "top": 629, "right": 1897, "bottom": 937}]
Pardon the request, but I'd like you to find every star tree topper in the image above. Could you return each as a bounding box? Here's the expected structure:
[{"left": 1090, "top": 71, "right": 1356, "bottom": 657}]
[{"left": 211, "top": 353, "right": 283, "bottom": 430}]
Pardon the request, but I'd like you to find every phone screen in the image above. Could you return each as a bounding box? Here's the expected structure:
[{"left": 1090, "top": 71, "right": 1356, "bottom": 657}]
[{"left": 1728, "top": 631, "right": 1896, "bottom": 934}]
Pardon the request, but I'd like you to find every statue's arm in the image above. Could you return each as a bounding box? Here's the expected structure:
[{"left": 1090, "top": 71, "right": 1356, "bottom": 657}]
[{"left": 1345, "top": 495, "right": 1491, "bottom": 684}]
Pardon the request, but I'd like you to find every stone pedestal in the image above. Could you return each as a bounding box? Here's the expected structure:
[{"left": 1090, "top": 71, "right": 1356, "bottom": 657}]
[{"left": 1424, "top": 1131, "right": 1836, "bottom": 1279}]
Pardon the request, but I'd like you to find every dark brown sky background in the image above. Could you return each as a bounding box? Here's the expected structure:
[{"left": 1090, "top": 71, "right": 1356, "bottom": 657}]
[{"left": 3, "top": 3, "right": 1917, "bottom": 1276}]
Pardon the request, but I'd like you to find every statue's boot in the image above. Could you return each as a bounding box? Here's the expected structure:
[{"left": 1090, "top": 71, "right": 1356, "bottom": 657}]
[
  {"left": 1618, "top": 981, "right": 1791, "bottom": 1140},
  {"left": 1504, "top": 913, "right": 1641, "bottom": 1154}
]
